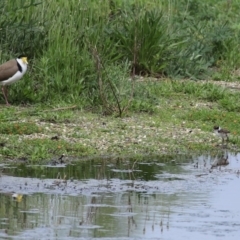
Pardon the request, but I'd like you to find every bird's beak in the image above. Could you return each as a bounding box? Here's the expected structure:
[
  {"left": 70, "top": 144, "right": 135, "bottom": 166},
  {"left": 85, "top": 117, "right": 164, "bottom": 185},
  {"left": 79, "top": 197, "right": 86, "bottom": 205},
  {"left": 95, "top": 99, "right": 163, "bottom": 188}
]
[{"left": 22, "top": 57, "right": 28, "bottom": 64}]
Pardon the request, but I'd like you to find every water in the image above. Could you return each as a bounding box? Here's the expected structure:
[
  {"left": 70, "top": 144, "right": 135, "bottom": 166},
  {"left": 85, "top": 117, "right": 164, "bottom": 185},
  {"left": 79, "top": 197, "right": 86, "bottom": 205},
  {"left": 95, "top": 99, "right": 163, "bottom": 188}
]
[{"left": 0, "top": 152, "right": 240, "bottom": 239}]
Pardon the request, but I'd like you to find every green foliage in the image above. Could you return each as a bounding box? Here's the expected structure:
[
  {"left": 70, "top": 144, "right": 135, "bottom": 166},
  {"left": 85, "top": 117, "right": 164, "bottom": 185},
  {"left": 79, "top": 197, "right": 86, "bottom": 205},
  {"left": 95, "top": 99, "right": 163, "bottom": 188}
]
[
  {"left": 85, "top": 54, "right": 133, "bottom": 116},
  {"left": 129, "top": 82, "right": 160, "bottom": 113},
  {"left": 0, "top": 122, "right": 42, "bottom": 135},
  {"left": 22, "top": 138, "right": 90, "bottom": 162},
  {"left": 0, "top": 137, "right": 92, "bottom": 162},
  {"left": 170, "top": 81, "right": 228, "bottom": 101},
  {"left": 166, "top": 0, "right": 234, "bottom": 79},
  {"left": 1, "top": 0, "right": 240, "bottom": 112},
  {"left": 99, "top": 62, "right": 133, "bottom": 116},
  {"left": 110, "top": 8, "right": 175, "bottom": 75},
  {"left": 0, "top": 0, "right": 45, "bottom": 58},
  {"left": 185, "top": 109, "right": 221, "bottom": 123},
  {"left": 2, "top": 77, "right": 240, "bottom": 161},
  {"left": 219, "top": 95, "right": 240, "bottom": 112}
]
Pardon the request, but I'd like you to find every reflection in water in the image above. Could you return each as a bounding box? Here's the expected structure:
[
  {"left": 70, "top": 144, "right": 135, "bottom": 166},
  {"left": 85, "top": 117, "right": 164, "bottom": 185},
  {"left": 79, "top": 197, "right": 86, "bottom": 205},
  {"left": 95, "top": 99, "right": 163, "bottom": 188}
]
[
  {"left": 0, "top": 152, "right": 240, "bottom": 239},
  {"left": 0, "top": 192, "right": 175, "bottom": 239}
]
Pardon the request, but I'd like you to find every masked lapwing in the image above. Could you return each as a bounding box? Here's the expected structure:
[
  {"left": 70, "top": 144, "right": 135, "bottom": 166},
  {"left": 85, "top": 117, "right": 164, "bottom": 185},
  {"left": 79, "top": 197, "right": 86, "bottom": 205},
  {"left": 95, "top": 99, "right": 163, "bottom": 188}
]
[
  {"left": 0, "top": 56, "right": 28, "bottom": 105},
  {"left": 213, "top": 126, "right": 230, "bottom": 144}
]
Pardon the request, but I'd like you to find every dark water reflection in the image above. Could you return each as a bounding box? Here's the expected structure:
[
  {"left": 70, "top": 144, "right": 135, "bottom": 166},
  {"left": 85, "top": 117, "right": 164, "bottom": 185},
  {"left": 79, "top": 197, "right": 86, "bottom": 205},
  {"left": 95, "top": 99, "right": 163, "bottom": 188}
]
[
  {"left": 0, "top": 152, "right": 240, "bottom": 239},
  {"left": 1, "top": 154, "right": 190, "bottom": 181}
]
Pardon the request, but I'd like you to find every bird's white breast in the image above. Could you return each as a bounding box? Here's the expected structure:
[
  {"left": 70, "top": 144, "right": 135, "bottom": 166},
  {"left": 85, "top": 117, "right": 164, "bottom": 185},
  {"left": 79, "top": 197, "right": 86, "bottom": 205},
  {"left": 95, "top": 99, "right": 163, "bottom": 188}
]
[{"left": 0, "top": 59, "right": 28, "bottom": 86}]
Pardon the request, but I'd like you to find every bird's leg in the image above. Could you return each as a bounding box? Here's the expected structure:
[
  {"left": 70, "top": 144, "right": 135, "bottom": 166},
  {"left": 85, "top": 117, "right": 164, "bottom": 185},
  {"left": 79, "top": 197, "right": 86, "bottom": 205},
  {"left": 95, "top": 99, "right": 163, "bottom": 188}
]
[
  {"left": 226, "top": 134, "right": 229, "bottom": 147},
  {"left": 1, "top": 86, "right": 10, "bottom": 105}
]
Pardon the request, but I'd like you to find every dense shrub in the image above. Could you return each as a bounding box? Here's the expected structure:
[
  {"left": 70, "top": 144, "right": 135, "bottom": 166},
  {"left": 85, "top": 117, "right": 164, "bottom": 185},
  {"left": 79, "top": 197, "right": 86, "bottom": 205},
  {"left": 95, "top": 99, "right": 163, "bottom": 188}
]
[{"left": 0, "top": 0, "right": 240, "bottom": 111}]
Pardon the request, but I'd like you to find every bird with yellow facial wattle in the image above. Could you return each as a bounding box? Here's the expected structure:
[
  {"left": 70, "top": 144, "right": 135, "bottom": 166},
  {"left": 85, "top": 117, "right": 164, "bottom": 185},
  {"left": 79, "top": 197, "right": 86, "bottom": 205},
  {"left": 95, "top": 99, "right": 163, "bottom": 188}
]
[{"left": 0, "top": 56, "right": 28, "bottom": 105}]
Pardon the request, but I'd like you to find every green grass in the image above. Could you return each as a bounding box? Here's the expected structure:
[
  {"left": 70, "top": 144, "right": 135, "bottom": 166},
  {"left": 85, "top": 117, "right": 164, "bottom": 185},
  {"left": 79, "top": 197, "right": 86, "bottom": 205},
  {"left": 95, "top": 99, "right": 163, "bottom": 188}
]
[
  {"left": 1, "top": 79, "right": 240, "bottom": 163},
  {"left": 0, "top": 122, "right": 42, "bottom": 135},
  {"left": 1, "top": 1, "right": 240, "bottom": 162},
  {"left": 0, "top": 136, "right": 93, "bottom": 163},
  {"left": 1, "top": 0, "right": 240, "bottom": 110}
]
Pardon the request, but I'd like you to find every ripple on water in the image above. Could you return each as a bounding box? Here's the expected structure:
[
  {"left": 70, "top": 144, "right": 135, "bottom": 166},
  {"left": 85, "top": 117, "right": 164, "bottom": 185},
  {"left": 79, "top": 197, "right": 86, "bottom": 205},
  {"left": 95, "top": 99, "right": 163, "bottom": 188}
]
[{"left": 0, "top": 152, "right": 240, "bottom": 239}]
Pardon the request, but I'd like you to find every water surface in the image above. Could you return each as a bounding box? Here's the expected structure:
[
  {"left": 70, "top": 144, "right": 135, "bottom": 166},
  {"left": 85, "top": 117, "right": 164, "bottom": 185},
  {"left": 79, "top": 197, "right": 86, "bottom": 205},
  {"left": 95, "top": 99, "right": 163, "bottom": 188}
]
[{"left": 0, "top": 152, "right": 239, "bottom": 239}]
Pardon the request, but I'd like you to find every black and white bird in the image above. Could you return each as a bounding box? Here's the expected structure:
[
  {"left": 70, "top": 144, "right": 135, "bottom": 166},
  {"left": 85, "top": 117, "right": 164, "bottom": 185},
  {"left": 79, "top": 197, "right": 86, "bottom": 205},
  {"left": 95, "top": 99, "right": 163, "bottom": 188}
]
[
  {"left": 0, "top": 56, "right": 28, "bottom": 105},
  {"left": 213, "top": 126, "right": 230, "bottom": 144}
]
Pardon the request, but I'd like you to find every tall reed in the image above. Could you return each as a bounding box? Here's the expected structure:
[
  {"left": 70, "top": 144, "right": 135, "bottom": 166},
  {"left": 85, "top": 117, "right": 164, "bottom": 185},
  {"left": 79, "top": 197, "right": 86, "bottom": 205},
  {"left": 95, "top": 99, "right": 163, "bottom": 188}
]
[{"left": 0, "top": 0, "right": 239, "bottom": 110}]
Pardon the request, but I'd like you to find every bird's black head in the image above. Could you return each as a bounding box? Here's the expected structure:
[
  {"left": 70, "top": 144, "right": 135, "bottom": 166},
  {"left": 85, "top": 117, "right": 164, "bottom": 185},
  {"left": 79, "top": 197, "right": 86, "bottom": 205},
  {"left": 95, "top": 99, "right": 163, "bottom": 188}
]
[{"left": 18, "top": 55, "right": 27, "bottom": 59}]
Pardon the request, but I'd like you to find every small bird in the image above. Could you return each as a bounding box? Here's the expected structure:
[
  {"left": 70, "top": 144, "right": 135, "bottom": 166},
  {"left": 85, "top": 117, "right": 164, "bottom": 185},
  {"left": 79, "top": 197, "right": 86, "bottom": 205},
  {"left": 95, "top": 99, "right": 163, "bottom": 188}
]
[
  {"left": 0, "top": 56, "right": 28, "bottom": 105},
  {"left": 213, "top": 126, "right": 230, "bottom": 144},
  {"left": 211, "top": 154, "right": 229, "bottom": 168},
  {"left": 12, "top": 193, "right": 23, "bottom": 202}
]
